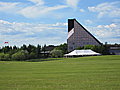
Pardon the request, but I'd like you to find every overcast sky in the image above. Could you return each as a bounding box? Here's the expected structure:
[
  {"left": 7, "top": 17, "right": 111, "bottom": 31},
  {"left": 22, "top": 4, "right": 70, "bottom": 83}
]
[{"left": 0, "top": 0, "right": 120, "bottom": 46}]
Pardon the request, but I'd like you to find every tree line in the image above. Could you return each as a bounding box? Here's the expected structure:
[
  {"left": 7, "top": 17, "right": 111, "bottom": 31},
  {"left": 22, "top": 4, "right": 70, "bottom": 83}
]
[
  {"left": 0, "top": 43, "right": 118, "bottom": 61},
  {"left": 0, "top": 43, "right": 67, "bottom": 61}
]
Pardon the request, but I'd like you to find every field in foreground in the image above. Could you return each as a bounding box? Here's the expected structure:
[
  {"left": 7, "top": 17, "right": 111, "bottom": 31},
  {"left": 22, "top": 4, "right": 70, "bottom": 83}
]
[{"left": 0, "top": 55, "right": 120, "bottom": 90}]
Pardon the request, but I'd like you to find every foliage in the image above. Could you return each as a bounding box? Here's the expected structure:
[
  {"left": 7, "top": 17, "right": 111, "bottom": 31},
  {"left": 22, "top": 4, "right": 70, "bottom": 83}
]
[
  {"left": 3, "top": 53, "right": 10, "bottom": 61},
  {"left": 27, "top": 44, "right": 36, "bottom": 53},
  {"left": 0, "top": 53, "right": 5, "bottom": 61},
  {"left": 50, "top": 49, "right": 63, "bottom": 58},
  {"left": 92, "top": 45, "right": 110, "bottom": 55},
  {"left": 36, "top": 44, "right": 41, "bottom": 58},
  {"left": 84, "top": 45, "right": 95, "bottom": 49},
  {"left": 12, "top": 50, "right": 29, "bottom": 61},
  {"left": 54, "top": 43, "right": 67, "bottom": 54},
  {"left": 20, "top": 44, "right": 27, "bottom": 51},
  {"left": 0, "top": 43, "right": 114, "bottom": 61},
  {"left": 29, "top": 52, "right": 37, "bottom": 59},
  {"left": 0, "top": 53, "right": 10, "bottom": 61},
  {"left": 0, "top": 44, "right": 43, "bottom": 61},
  {"left": 75, "top": 46, "right": 84, "bottom": 50}
]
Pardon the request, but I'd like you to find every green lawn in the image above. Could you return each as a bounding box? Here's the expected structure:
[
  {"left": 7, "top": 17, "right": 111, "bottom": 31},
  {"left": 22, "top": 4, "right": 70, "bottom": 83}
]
[{"left": 0, "top": 55, "right": 120, "bottom": 90}]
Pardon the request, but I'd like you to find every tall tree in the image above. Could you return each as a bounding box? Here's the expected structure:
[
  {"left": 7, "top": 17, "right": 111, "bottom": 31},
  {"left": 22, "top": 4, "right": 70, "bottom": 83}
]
[
  {"left": 42, "top": 44, "right": 47, "bottom": 58},
  {"left": 3, "top": 46, "right": 10, "bottom": 53},
  {"left": 13, "top": 45, "right": 18, "bottom": 50},
  {"left": 27, "top": 44, "right": 36, "bottom": 53},
  {"left": 21, "top": 44, "right": 27, "bottom": 50},
  {"left": 36, "top": 44, "right": 41, "bottom": 58}
]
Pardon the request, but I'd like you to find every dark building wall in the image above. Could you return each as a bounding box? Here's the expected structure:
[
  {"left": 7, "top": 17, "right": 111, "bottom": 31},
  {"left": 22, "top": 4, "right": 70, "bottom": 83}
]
[
  {"left": 67, "top": 19, "right": 101, "bottom": 52},
  {"left": 109, "top": 47, "right": 120, "bottom": 55},
  {"left": 68, "top": 19, "right": 74, "bottom": 32},
  {"left": 109, "top": 49, "right": 120, "bottom": 55}
]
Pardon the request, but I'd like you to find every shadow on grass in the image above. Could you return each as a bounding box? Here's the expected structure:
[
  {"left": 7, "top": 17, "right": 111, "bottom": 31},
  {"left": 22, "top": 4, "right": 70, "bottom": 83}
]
[{"left": 26, "top": 58, "right": 62, "bottom": 62}]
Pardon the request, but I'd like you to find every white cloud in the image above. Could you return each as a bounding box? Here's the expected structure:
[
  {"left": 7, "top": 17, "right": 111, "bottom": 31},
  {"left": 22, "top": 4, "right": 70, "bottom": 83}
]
[
  {"left": 28, "top": 0, "right": 44, "bottom": 5},
  {"left": 52, "top": 22, "right": 68, "bottom": 26},
  {"left": 84, "top": 20, "right": 93, "bottom": 24},
  {"left": 0, "top": 1, "right": 68, "bottom": 18},
  {"left": 0, "top": 20, "right": 67, "bottom": 46},
  {"left": 86, "top": 23, "right": 120, "bottom": 43},
  {"left": 66, "top": 0, "right": 80, "bottom": 8},
  {"left": 0, "top": 2, "right": 20, "bottom": 13},
  {"left": 18, "top": 5, "right": 68, "bottom": 18},
  {"left": 88, "top": 1, "right": 120, "bottom": 18},
  {"left": 0, "top": 20, "right": 11, "bottom": 24},
  {"left": 0, "top": 20, "right": 67, "bottom": 34},
  {"left": 97, "top": 24, "right": 117, "bottom": 28},
  {"left": 79, "top": 9, "right": 85, "bottom": 12}
]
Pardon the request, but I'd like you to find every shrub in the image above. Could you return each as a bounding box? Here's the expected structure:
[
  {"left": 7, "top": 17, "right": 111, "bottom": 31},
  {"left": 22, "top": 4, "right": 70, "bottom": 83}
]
[
  {"left": 0, "top": 53, "right": 5, "bottom": 61},
  {"left": 29, "top": 52, "right": 37, "bottom": 59},
  {"left": 0, "top": 53, "right": 10, "bottom": 61},
  {"left": 50, "top": 50, "right": 63, "bottom": 58},
  {"left": 12, "top": 50, "right": 29, "bottom": 61},
  {"left": 4, "top": 54, "right": 10, "bottom": 61}
]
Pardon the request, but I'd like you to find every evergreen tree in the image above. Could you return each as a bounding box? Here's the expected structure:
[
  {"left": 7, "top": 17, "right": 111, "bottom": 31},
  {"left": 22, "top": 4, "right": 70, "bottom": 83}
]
[
  {"left": 42, "top": 44, "right": 46, "bottom": 52},
  {"left": 21, "top": 44, "right": 27, "bottom": 50},
  {"left": 13, "top": 46, "right": 17, "bottom": 50},
  {"left": 27, "top": 44, "right": 36, "bottom": 53},
  {"left": 42, "top": 44, "right": 47, "bottom": 58},
  {"left": 3, "top": 46, "right": 10, "bottom": 53},
  {"left": 36, "top": 44, "right": 41, "bottom": 58}
]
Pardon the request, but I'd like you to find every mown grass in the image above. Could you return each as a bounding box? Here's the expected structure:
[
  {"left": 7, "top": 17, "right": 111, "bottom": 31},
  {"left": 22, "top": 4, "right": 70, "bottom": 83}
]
[{"left": 0, "top": 55, "right": 120, "bottom": 90}]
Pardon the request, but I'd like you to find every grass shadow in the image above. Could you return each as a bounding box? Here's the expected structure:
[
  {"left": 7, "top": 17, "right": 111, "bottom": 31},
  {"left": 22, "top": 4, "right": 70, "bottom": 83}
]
[{"left": 26, "top": 58, "right": 62, "bottom": 62}]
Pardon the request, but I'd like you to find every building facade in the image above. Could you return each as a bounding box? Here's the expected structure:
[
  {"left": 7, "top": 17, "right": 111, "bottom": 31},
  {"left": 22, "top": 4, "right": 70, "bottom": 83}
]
[{"left": 67, "top": 19, "right": 101, "bottom": 52}]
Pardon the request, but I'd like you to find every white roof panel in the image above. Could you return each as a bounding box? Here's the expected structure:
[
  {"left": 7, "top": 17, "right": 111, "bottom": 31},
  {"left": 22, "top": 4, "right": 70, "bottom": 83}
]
[{"left": 65, "top": 49, "right": 101, "bottom": 56}]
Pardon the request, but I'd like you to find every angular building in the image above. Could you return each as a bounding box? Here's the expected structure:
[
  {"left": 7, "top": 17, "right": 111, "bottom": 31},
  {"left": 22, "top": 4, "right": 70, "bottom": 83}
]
[{"left": 67, "top": 19, "right": 101, "bottom": 52}]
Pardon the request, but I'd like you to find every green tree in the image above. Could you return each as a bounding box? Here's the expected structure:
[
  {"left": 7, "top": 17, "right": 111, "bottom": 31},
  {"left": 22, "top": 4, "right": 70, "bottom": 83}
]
[
  {"left": 29, "top": 52, "right": 37, "bottom": 59},
  {"left": 36, "top": 44, "right": 41, "bottom": 58},
  {"left": 76, "top": 46, "right": 84, "bottom": 50},
  {"left": 13, "top": 46, "right": 18, "bottom": 50},
  {"left": 0, "top": 53, "right": 5, "bottom": 61},
  {"left": 4, "top": 54, "right": 10, "bottom": 61},
  {"left": 8, "top": 45, "right": 19, "bottom": 55},
  {"left": 27, "top": 44, "right": 36, "bottom": 53},
  {"left": 0, "top": 53, "right": 10, "bottom": 61},
  {"left": 50, "top": 49, "right": 63, "bottom": 58},
  {"left": 42, "top": 44, "right": 47, "bottom": 52},
  {"left": 54, "top": 43, "right": 67, "bottom": 54},
  {"left": 3, "top": 46, "right": 11, "bottom": 53},
  {"left": 12, "top": 50, "right": 29, "bottom": 61},
  {"left": 42, "top": 44, "right": 47, "bottom": 58},
  {"left": 92, "top": 45, "right": 110, "bottom": 55},
  {"left": 21, "top": 44, "right": 27, "bottom": 50},
  {"left": 84, "top": 45, "right": 95, "bottom": 49}
]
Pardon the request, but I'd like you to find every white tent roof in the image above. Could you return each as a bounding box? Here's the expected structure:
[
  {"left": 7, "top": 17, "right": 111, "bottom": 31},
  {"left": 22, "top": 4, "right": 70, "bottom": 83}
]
[{"left": 65, "top": 49, "right": 101, "bottom": 56}]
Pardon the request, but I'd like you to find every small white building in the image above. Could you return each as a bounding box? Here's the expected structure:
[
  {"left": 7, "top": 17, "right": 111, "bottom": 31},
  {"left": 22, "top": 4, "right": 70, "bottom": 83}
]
[{"left": 64, "top": 49, "right": 101, "bottom": 57}]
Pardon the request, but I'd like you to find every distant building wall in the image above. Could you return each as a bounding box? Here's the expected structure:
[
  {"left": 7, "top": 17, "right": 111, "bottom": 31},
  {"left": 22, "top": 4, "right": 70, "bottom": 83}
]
[
  {"left": 109, "top": 47, "right": 120, "bottom": 55},
  {"left": 67, "top": 19, "right": 101, "bottom": 52}
]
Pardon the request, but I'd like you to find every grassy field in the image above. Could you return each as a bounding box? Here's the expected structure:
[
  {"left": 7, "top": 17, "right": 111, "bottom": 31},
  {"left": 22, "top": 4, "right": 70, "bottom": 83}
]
[{"left": 0, "top": 55, "right": 120, "bottom": 90}]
